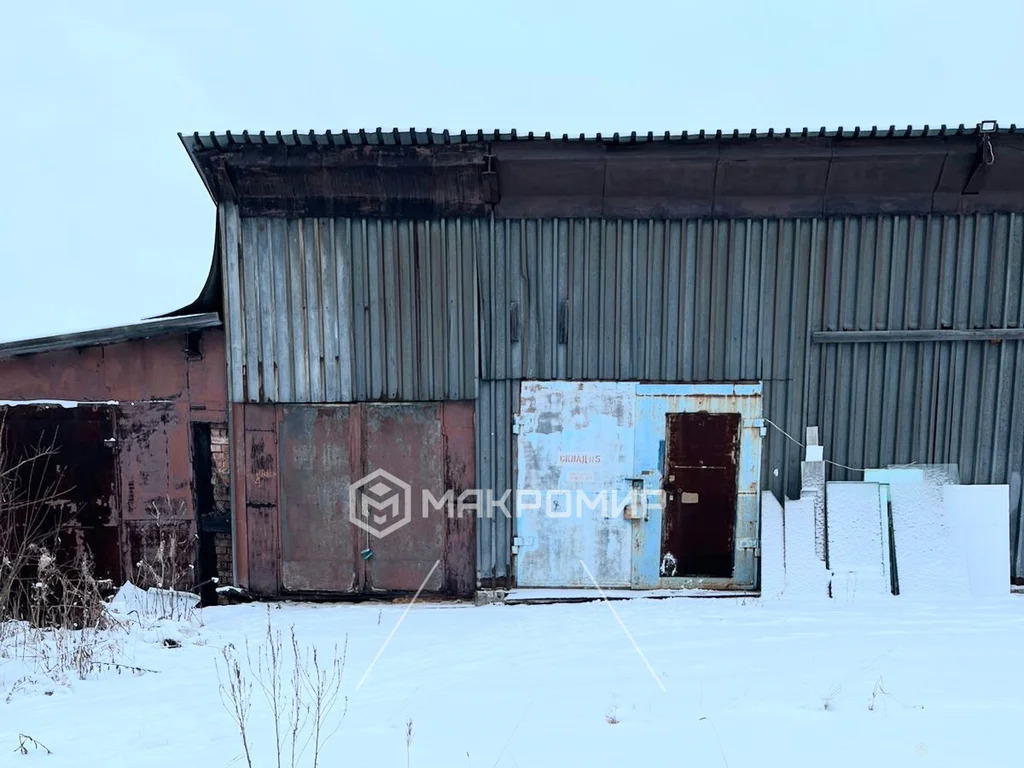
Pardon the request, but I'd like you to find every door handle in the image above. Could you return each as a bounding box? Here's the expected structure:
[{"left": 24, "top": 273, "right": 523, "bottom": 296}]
[{"left": 621, "top": 478, "right": 648, "bottom": 521}]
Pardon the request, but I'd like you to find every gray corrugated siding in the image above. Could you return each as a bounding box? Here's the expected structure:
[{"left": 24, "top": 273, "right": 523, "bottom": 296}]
[
  {"left": 475, "top": 379, "right": 518, "bottom": 583},
  {"left": 222, "top": 203, "right": 1024, "bottom": 583},
  {"left": 475, "top": 214, "right": 1024, "bottom": 584},
  {"left": 222, "top": 203, "right": 478, "bottom": 403}
]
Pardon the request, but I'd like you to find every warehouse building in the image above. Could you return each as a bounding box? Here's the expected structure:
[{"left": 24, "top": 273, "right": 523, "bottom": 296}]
[
  {"left": 178, "top": 123, "right": 1024, "bottom": 594},
  {"left": 3, "top": 123, "right": 1022, "bottom": 600}
]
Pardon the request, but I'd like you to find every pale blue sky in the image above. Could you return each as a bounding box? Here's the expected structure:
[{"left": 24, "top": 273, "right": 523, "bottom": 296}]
[{"left": 2, "top": 1, "right": 1021, "bottom": 342}]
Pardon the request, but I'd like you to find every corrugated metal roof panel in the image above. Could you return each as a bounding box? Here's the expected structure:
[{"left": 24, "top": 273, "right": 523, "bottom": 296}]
[
  {"left": 0, "top": 314, "right": 222, "bottom": 360},
  {"left": 182, "top": 123, "right": 1018, "bottom": 150},
  {"left": 182, "top": 124, "right": 1024, "bottom": 219}
]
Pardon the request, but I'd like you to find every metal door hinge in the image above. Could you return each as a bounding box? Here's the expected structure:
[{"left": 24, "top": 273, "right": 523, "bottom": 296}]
[
  {"left": 737, "top": 537, "right": 760, "bottom": 556},
  {"left": 511, "top": 535, "right": 534, "bottom": 554}
]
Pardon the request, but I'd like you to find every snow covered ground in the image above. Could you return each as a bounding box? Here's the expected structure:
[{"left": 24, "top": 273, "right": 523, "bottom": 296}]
[{"left": 3, "top": 595, "right": 1023, "bottom": 767}]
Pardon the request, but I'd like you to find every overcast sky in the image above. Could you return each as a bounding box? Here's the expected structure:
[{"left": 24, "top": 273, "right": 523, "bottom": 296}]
[{"left": 1, "top": 1, "right": 1022, "bottom": 342}]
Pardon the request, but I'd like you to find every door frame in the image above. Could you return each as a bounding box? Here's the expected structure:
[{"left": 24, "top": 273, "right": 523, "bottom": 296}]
[
  {"left": 513, "top": 381, "right": 764, "bottom": 591},
  {"left": 634, "top": 383, "right": 764, "bottom": 590}
]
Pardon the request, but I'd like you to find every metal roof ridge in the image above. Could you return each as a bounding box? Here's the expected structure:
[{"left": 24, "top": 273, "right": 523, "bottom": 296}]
[{"left": 181, "top": 122, "right": 1018, "bottom": 148}]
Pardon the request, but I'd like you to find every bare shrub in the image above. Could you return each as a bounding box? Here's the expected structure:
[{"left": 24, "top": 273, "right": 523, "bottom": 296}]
[
  {"left": 822, "top": 683, "right": 842, "bottom": 711},
  {"left": 405, "top": 717, "right": 414, "bottom": 767},
  {"left": 15, "top": 733, "right": 52, "bottom": 755},
  {"left": 218, "top": 611, "right": 348, "bottom": 768},
  {"left": 219, "top": 643, "right": 254, "bottom": 768},
  {"left": 128, "top": 496, "right": 201, "bottom": 623},
  {"left": 0, "top": 417, "right": 77, "bottom": 625},
  {"left": 868, "top": 676, "right": 924, "bottom": 712},
  {"left": 132, "top": 497, "right": 194, "bottom": 592},
  {"left": 28, "top": 547, "right": 111, "bottom": 631},
  {"left": 0, "top": 417, "right": 139, "bottom": 692}
]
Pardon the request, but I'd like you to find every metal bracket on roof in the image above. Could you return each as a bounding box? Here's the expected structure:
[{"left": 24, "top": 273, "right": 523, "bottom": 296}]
[
  {"left": 483, "top": 153, "right": 500, "bottom": 205},
  {"left": 979, "top": 120, "right": 997, "bottom": 165},
  {"left": 964, "top": 120, "right": 998, "bottom": 195}
]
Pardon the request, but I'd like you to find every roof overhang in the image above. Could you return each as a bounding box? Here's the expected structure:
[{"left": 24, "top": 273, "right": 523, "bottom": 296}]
[{"left": 180, "top": 124, "right": 1024, "bottom": 218}]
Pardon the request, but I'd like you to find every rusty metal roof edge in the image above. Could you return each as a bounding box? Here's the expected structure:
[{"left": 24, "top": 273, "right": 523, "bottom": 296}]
[
  {"left": 181, "top": 123, "right": 1018, "bottom": 150},
  {"left": 0, "top": 313, "right": 222, "bottom": 360}
]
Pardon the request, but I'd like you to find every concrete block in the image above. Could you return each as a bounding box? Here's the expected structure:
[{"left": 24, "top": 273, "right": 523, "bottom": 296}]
[
  {"left": 864, "top": 466, "right": 969, "bottom": 598},
  {"left": 783, "top": 496, "right": 830, "bottom": 598},
  {"left": 826, "top": 481, "right": 889, "bottom": 599},
  {"left": 944, "top": 484, "right": 1010, "bottom": 597},
  {"left": 801, "top": 460, "right": 827, "bottom": 561}
]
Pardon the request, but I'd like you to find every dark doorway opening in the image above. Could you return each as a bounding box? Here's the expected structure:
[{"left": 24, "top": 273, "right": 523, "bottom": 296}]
[
  {"left": 191, "top": 422, "right": 227, "bottom": 606},
  {"left": 1, "top": 404, "right": 120, "bottom": 583},
  {"left": 660, "top": 411, "right": 740, "bottom": 578}
]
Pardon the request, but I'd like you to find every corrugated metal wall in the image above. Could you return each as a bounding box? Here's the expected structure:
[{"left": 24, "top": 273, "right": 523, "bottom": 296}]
[
  {"left": 475, "top": 379, "right": 518, "bottom": 583},
  {"left": 221, "top": 203, "right": 478, "bottom": 403},
  {"left": 476, "top": 214, "right": 1024, "bottom": 584},
  {"left": 222, "top": 204, "right": 1024, "bottom": 583}
]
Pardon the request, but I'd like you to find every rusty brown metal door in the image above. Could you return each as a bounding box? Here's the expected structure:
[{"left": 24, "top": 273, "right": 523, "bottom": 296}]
[
  {"left": 660, "top": 412, "right": 740, "bottom": 578},
  {"left": 274, "top": 402, "right": 475, "bottom": 597},
  {"left": 278, "top": 406, "right": 360, "bottom": 593},
  {"left": 244, "top": 424, "right": 280, "bottom": 594},
  {"left": 361, "top": 404, "right": 445, "bottom": 593}
]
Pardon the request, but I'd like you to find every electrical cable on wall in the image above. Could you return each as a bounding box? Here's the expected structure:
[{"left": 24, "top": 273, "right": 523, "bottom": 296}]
[{"left": 762, "top": 418, "right": 867, "bottom": 473}]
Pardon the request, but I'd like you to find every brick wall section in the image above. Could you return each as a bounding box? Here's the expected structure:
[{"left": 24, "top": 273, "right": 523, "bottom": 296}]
[
  {"left": 211, "top": 425, "right": 230, "bottom": 511},
  {"left": 210, "top": 424, "right": 233, "bottom": 584},
  {"left": 214, "top": 532, "right": 233, "bottom": 586}
]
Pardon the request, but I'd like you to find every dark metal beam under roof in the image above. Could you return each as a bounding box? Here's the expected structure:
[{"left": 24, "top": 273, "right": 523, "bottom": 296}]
[{"left": 179, "top": 122, "right": 1024, "bottom": 219}]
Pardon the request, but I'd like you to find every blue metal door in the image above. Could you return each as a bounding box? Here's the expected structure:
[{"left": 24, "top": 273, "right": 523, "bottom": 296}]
[
  {"left": 514, "top": 382, "right": 763, "bottom": 589},
  {"left": 514, "top": 382, "right": 636, "bottom": 587}
]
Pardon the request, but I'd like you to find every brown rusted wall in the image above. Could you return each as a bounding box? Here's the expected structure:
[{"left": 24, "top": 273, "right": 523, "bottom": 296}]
[
  {"left": 0, "top": 328, "right": 481, "bottom": 599},
  {"left": 241, "top": 404, "right": 280, "bottom": 594},
  {"left": 236, "top": 401, "right": 476, "bottom": 598},
  {"left": 442, "top": 402, "right": 476, "bottom": 595},
  {"left": 0, "top": 330, "right": 227, "bottom": 411},
  {"left": 0, "top": 329, "right": 228, "bottom": 587}
]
